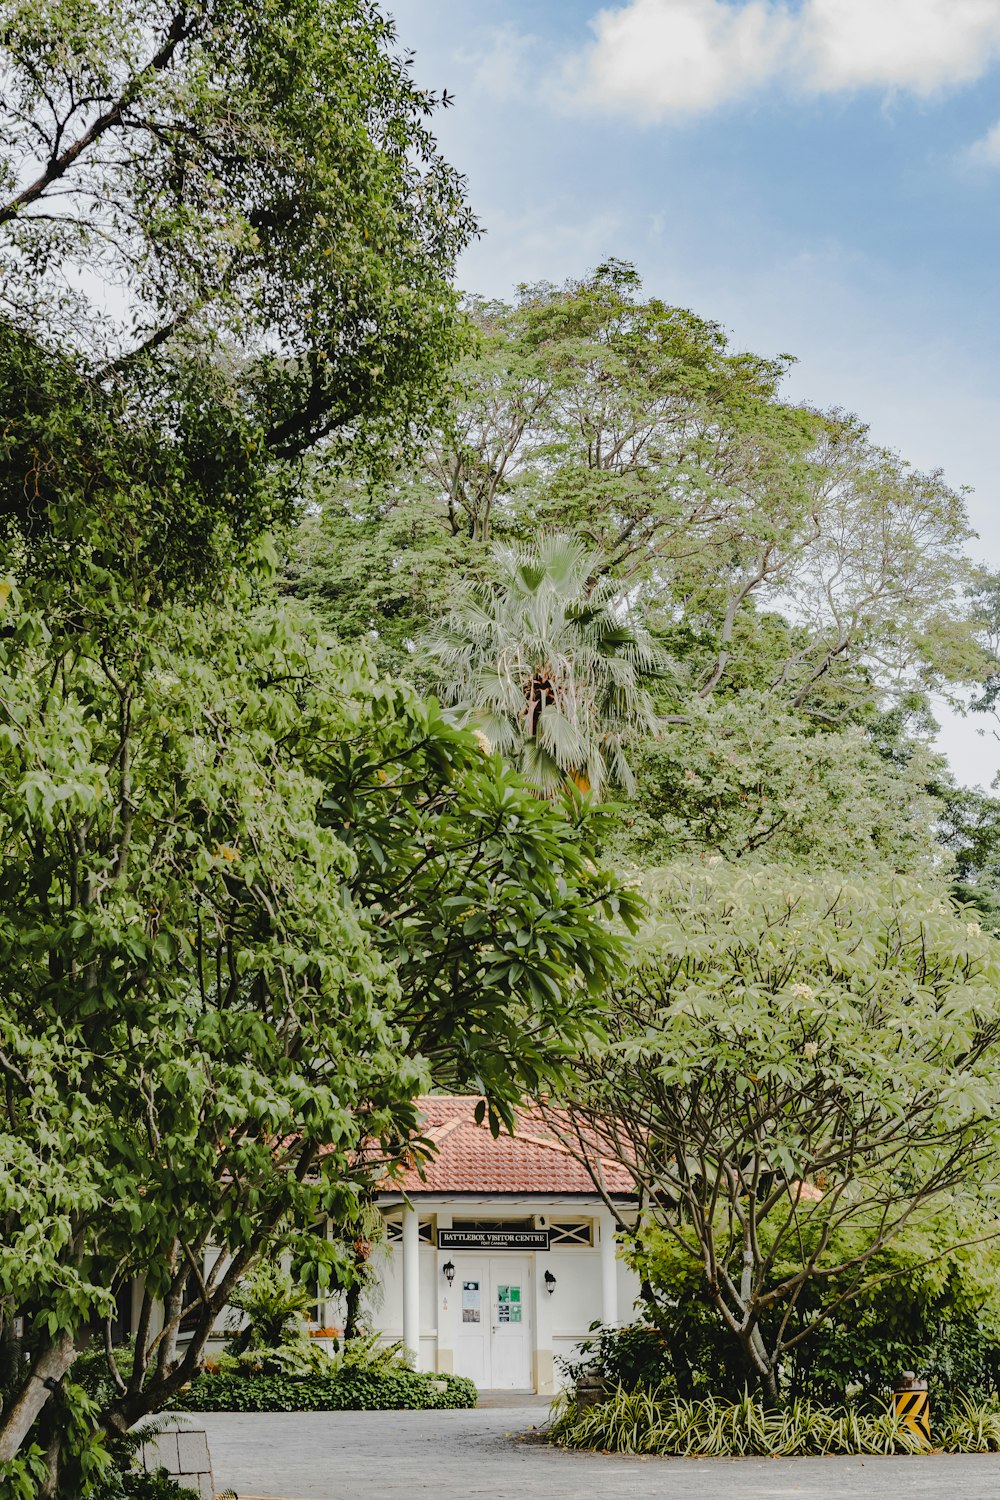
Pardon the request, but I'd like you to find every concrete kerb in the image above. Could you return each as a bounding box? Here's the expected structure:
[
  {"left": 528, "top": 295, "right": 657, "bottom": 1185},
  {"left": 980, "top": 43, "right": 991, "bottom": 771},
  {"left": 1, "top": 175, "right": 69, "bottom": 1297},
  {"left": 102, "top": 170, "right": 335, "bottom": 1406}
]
[{"left": 139, "top": 1420, "right": 215, "bottom": 1500}]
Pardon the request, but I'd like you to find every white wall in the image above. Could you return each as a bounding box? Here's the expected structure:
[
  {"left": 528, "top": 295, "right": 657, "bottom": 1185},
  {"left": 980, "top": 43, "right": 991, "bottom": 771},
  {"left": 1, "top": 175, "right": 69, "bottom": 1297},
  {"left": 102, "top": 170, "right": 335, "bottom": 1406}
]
[{"left": 366, "top": 1200, "right": 645, "bottom": 1388}]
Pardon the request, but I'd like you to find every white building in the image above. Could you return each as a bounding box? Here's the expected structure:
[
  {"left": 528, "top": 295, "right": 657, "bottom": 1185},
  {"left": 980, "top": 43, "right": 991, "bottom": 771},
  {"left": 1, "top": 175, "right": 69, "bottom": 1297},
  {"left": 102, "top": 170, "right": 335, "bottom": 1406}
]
[{"left": 356, "top": 1096, "right": 641, "bottom": 1395}]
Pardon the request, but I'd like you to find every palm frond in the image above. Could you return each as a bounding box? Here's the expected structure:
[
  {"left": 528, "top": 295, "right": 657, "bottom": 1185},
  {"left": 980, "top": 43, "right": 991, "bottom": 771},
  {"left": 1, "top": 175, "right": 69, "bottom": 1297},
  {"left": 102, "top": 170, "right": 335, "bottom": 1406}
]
[{"left": 423, "top": 530, "right": 662, "bottom": 796}]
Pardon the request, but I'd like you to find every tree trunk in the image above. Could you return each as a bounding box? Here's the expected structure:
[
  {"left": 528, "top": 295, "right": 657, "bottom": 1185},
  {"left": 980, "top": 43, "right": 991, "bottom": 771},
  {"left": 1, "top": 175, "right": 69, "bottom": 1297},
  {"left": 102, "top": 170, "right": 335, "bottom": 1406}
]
[
  {"left": 0, "top": 1329, "right": 76, "bottom": 1462},
  {"left": 344, "top": 1281, "right": 361, "bottom": 1341},
  {"left": 759, "top": 1361, "right": 779, "bottom": 1408},
  {"left": 40, "top": 1421, "right": 62, "bottom": 1500},
  {"left": 0, "top": 1309, "right": 21, "bottom": 1389}
]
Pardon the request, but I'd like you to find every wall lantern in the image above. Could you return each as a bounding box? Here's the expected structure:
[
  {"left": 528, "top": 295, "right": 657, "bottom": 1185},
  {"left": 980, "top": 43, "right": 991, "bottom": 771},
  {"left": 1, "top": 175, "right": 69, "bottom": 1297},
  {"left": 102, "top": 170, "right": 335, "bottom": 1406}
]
[
  {"left": 442, "top": 1260, "right": 456, "bottom": 1286},
  {"left": 544, "top": 1269, "right": 557, "bottom": 1295}
]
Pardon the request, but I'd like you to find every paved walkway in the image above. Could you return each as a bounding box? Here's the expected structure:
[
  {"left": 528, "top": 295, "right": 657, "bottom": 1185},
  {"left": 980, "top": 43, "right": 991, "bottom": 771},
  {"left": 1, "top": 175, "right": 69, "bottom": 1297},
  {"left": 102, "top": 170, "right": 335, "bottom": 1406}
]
[{"left": 198, "top": 1406, "right": 1000, "bottom": 1499}]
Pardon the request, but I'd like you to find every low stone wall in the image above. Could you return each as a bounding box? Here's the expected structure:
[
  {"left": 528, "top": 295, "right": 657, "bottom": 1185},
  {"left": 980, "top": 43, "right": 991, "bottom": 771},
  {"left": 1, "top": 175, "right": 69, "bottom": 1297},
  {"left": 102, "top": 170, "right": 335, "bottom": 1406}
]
[{"left": 139, "top": 1425, "right": 215, "bottom": 1498}]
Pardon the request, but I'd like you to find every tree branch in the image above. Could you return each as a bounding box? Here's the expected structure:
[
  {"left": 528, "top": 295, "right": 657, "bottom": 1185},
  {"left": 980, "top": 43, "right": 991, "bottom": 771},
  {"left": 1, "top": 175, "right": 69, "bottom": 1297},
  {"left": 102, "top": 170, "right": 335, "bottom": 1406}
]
[{"left": 0, "top": 10, "right": 194, "bottom": 228}]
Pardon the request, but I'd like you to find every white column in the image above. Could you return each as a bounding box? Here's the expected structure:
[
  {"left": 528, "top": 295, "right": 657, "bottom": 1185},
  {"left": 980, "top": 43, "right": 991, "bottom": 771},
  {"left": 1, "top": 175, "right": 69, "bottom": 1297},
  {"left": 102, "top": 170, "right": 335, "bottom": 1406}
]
[
  {"left": 532, "top": 1254, "right": 555, "bottom": 1394},
  {"left": 402, "top": 1203, "right": 421, "bottom": 1365},
  {"left": 599, "top": 1210, "right": 619, "bottom": 1328},
  {"left": 436, "top": 1212, "right": 455, "bottom": 1374}
]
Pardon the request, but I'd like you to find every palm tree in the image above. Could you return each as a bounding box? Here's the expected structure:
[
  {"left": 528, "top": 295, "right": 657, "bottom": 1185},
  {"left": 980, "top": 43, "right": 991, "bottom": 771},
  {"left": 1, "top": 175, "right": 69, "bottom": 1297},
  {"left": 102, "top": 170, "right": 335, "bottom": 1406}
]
[{"left": 425, "top": 533, "right": 662, "bottom": 797}]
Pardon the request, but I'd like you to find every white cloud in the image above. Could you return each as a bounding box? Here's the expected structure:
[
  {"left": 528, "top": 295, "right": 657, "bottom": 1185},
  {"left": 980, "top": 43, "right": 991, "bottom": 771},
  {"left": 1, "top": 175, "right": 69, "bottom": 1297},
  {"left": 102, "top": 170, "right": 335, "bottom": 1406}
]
[
  {"left": 567, "top": 0, "right": 1000, "bottom": 119},
  {"left": 967, "top": 118, "right": 1000, "bottom": 165},
  {"left": 570, "top": 0, "right": 791, "bottom": 116},
  {"left": 460, "top": 26, "right": 540, "bottom": 104}
]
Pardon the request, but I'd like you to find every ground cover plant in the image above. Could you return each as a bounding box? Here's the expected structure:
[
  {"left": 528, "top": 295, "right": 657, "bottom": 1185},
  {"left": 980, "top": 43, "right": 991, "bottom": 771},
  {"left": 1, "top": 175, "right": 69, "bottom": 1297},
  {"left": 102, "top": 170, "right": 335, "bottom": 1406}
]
[
  {"left": 547, "top": 1385, "right": 1000, "bottom": 1457},
  {"left": 173, "top": 1368, "right": 476, "bottom": 1412}
]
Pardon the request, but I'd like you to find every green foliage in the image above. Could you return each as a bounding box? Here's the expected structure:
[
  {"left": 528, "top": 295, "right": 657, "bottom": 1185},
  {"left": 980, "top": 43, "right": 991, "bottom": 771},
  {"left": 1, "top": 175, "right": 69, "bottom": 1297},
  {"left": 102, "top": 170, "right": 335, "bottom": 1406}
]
[
  {"left": 424, "top": 532, "right": 663, "bottom": 796},
  {"left": 312, "top": 656, "right": 643, "bottom": 1117},
  {"left": 589, "top": 1207, "right": 1000, "bottom": 1414},
  {"left": 561, "top": 863, "right": 1000, "bottom": 1401},
  {"left": 0, "top": 1447, "right": 48, "bottom": 1500},
  {"left": 557, "top": 1317, "right": 739, "bottom": 1403},
  {"left": 0, "top": 575, "right": 637, "bottom": 1461},
  {"left": 0, "top": 0, "right": 474, "bottom": 488},
  {"left": 0, "top": 321, "right": 285, "bottom": 602},
  {"left": 284, "top": 484, "right": 483, "bottom": 671},
  {"left": 286, "top": 263, "right": 983, "bottom": 715},
  {"left": 556, "top": 1322, "right": 683, "bottom": 1393},
  {"left": 331, "top": 1335, "right": 411, "bottom": 1376},
  {"left": 618, "top": 692, "right": 943, "bottom": 871},
  {"left": 224, "top": 1265, "right": 315, "bottom": 1356},
  {"left": 175, "top": 1368, "right": 476, "bottom": 1412},
  {"left": 547, "top": 1386, "right": 924, "bottom": 1457},
  {"left": 938, "top": 1396, "right": 1000, "bottom": 1453},
  {"left": 284, "top": 262, "right": 986, "bottom": 878},
  {"left": 551, "top": 1384, "right": 1000, "bottom": 1457},
  {"left": 934, "top": 777, "right": 1000, "bottom": 932},
  {"left": 213, "top": 1330, "right": 413, "bottom": 1381},
  {"left": 93, "top": 1470, "right": 200, "bottom": 1500}
]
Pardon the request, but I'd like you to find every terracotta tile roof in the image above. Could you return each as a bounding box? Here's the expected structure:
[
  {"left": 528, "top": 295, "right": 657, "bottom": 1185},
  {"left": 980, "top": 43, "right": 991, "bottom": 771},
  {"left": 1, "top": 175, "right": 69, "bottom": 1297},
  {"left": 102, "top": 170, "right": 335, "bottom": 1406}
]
[{"left": 379, "top": 1095, "right": 637, "bottom": 1197}]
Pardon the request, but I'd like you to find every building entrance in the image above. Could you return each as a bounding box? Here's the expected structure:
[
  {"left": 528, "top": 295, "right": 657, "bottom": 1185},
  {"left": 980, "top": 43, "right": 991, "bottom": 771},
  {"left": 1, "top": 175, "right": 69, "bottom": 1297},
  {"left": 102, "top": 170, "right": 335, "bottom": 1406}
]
[{"left": 453, "top": 1256, "right": 532, "bottom": 1389}]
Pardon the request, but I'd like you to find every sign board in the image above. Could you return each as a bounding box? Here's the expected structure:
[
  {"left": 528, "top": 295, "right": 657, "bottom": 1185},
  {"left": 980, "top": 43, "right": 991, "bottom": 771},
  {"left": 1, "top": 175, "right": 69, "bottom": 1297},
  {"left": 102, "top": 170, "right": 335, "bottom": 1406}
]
[
  {"left": 438, "top": 1229, "right": 550, "bottom": 1251},
  {"left": 497, "top": 1285, "right": 522, "bottom": 1323},
  {"left": 461, "top": 1280, "right": 481, "bottom": 1323}
]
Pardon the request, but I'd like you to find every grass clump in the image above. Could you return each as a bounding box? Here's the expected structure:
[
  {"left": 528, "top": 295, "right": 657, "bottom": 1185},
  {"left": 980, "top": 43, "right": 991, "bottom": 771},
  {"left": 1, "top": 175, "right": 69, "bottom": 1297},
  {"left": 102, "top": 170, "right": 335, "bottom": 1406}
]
[
  {"left": 937, "top": 1395, "right": 1000, "bottom": 1452},
  {"left": 548, "top": 1386, "right": 926, "bottom": 1457}
]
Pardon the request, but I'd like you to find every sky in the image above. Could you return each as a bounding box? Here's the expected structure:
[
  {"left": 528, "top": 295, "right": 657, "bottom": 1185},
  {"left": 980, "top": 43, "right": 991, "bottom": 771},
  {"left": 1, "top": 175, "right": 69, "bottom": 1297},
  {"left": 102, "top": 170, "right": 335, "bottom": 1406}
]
[{"left": 388, "top": 0, "right": 1000, "bottom": 789}]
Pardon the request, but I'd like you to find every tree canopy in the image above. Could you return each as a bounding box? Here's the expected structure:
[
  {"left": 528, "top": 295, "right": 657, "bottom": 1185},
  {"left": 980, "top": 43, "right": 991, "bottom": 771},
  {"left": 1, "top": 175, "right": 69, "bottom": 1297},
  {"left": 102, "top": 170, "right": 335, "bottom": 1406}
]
[
  {"left": 551, "top": 864, "right": 1000, "bottom": 1403},
  {"left": 287, "top": 262, "right": 990, "bottom": 877},
  {"left": 0, "top": 0, "right": 475, "bottom": 595},
  {"left": 0, "top": 581, "right": 639, "bottom": 1478},
  {"left": 287, "top": 263, "right": 982, "bottom": 718}
]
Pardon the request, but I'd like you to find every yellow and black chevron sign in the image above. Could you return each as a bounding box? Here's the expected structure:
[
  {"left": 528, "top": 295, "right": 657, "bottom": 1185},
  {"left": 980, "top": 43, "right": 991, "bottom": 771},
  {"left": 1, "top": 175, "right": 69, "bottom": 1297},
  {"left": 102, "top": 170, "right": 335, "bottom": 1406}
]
[{"left": 893, "top": 1387, "right": 930, "bottom": 1443}]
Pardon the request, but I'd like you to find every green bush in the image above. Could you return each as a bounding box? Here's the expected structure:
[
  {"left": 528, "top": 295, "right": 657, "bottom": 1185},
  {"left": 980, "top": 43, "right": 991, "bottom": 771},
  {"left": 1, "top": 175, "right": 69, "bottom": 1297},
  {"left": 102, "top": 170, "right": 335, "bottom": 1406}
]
[
  {"left": 937, "top": 1395, "right": 1000, "bottom": 1452},
  {"left": 173, "top": 1367, "right": 477, "bottom": 1412},
  {"left": 630, "top": 1206, "right": 1000, "bottom": 1414},
  {"left": 213, "top": 1330, "right": 412, "bottom": 1380},
  {"left": 93, "top": 1469, "right": 199, "bottom": 1499},
  {"left": 557, "top": 1318, "right": 735, "bottom": 1399}
]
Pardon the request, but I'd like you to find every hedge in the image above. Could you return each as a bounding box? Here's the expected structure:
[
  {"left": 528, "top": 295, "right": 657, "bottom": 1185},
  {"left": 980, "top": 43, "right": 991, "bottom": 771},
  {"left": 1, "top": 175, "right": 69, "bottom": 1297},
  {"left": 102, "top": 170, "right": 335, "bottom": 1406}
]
[{"left": 173, "top": 1368, "right": 478, "bottom": 1413}]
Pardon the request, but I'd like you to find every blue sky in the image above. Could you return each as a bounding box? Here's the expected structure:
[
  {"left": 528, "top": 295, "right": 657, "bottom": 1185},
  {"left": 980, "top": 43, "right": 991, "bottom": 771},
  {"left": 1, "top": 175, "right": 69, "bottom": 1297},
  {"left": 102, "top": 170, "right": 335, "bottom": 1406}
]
[{"left": 389, "top": 0, "right": 1000, "bottom": 789}]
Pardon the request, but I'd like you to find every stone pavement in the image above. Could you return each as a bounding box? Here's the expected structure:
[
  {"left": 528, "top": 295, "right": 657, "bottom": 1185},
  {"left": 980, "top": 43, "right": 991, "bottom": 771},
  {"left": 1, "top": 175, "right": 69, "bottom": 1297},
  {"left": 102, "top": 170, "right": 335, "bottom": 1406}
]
[{"left": 198, "top": 1406, "right": 1000, "bottom": 1499}]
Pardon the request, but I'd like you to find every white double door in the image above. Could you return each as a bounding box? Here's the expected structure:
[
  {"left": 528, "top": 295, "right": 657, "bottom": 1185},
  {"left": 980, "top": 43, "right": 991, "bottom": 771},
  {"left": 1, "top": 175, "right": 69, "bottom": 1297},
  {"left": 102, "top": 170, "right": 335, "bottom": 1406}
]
[{"left": 454, "top": 1256, "right": 532, "bottom": 1390}]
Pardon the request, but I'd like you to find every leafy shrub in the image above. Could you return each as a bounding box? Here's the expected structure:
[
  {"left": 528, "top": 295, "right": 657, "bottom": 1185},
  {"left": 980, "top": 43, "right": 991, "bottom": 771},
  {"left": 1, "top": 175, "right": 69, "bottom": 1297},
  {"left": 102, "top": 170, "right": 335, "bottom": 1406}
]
[
  {"left": 93, "top": 1468, "right": 200, "bottom": 1499},
  {"left": 225, "top": 1264, "right": 315, "bottom": 1356},
  {"left": 173, "top": 1367, "right": 476, "bottom": 1412},
  {"left": 557, "top": 1318, "right": 738, "bottom": 1399},
  {"left": 214, "top": 1330, "right": 411, "bottom": 1381},
  {"left": 937, "top": 1396, "right": 1000, "bottom": 1453},
  {"left": 337, "top": 1334, "right": 409, "bottom": 1373},
  {"left": 631, "top": 1204, "right": 1000, "bottom": 1414},
  {"left": 548, "top": 1386, "right": 926, "bottom": 1457}
]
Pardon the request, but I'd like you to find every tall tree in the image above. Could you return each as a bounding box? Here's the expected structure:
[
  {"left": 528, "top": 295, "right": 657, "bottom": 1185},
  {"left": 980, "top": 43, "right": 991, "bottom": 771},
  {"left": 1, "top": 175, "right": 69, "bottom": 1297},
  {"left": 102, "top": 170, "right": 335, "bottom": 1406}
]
[
  {"left": 551, "top": 863, "right": 1000, "bottom": 1405},
  {"left": 425, "top": 532, "right": 663, "bottom": 796},
  {"left": 0, "top": 585, "right": 640, "bottom": 1485},
  {"left": 0, "top": 0, "right": 475, "bottom": 596},
  {"left": 286, "top": 264, "right": 984, "bottom": 720},
  {"left": 617, "top": 692, "right": 944, "bottom": 872}
]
